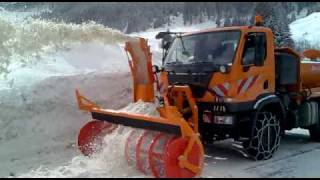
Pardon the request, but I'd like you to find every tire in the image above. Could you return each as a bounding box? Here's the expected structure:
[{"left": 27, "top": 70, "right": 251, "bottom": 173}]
[
  {"left": 309, "top": 124, "right": 320, "bottom": 142},
  {"left": 243, "top": 111, "right": 281, "bottom": 161}
]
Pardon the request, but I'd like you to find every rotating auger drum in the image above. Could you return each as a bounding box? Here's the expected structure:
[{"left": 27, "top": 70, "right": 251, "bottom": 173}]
[
  {"left": 125, "top": 130, "right": 203, "bottom": 178},
  {"left": 77, "top": 120, "right": 118, "bottom": 156}
]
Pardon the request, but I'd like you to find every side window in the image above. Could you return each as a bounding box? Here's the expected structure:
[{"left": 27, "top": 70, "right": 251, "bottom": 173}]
[{"left": 242, "top": 32, "right": 267, "bottom": 66}]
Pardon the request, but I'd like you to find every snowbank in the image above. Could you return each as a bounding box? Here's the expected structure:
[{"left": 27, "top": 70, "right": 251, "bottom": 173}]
[
  {"left": 290, "top": 12, "right": 320, "bottom": 48},
  {"left": 0, "top": 71, "right": 133, "bottom": 177},
  {"left": 0, "top": 43, "right": 130, "bottom": 90}
]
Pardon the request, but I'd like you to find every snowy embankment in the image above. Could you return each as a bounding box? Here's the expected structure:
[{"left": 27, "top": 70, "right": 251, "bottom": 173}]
[{"left": 290, "top": 12, "right": 320, "bottom": 49}]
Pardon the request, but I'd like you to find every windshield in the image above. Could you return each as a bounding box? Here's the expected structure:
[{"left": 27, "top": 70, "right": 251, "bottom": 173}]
[{"left": 165, "top": 31, "right": 240, "bottom": 65}]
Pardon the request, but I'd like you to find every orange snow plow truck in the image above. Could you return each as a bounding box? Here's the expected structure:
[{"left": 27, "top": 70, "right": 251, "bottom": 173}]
[{"left": 75, "top": 16, "right": 320, "bottom": 178}]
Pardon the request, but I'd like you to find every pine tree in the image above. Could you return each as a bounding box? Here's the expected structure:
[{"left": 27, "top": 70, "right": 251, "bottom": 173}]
[
  {"left": 278, "top": 19, "right": 295, "bottom": 48},
  {"left": 254, "top": 2, "right": 295, "bottom": 48}
]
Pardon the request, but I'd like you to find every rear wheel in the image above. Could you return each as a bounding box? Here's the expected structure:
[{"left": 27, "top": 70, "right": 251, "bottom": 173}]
[{"left": 243, "top": 111, "right": 281, "bottom": 160}]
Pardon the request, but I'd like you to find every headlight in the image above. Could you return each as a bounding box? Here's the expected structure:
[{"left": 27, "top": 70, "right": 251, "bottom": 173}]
[
  {"left": 214, "top": 116, "right": 234, "bottom": 125},
  {"left": 219, "top": 65, "right": 227, "bottom": 73}
]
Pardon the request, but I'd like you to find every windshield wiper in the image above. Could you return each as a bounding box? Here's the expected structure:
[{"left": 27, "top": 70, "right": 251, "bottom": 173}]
[
  {"left": 166, "top": 61, "right": 182, "bottom": 65},
  {"left": 177, "top": 35, "right": 190, "bottom": 57},
  {"left": 188, "top": 60, "right": 211, "bottom": 64}
]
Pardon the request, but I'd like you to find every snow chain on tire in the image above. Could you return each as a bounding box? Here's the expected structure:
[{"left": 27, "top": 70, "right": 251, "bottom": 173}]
[{"left": 244, "top": 112, "right": 281, "bottom": 161}]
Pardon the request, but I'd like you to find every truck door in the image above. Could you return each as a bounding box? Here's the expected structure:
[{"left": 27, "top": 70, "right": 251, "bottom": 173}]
[{"left": 236, "top": 32, "right": 273, "bottom": 100}]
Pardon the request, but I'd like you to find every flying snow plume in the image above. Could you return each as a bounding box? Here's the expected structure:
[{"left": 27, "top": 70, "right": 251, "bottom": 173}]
[
  {"left": 0, "top": 12, "right": 129, "bottom": 78},
  {"left": 0, "top": 9, "right": 136, "bottom": 90}
]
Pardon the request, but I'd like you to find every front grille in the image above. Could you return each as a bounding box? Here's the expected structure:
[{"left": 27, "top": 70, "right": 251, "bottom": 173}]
[{"left": 212, "top": 104, "right": 227, "bottom": 113}]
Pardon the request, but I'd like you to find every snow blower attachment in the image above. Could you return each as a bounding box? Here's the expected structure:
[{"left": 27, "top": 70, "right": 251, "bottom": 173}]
[{"left": 75, "top": 37, "right": 204, "bottom": 178}]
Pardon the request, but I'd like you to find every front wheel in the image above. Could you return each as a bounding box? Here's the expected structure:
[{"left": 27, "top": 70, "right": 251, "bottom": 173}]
[{"left": 243, "top": 111, "right": 281, "bottom": 160}]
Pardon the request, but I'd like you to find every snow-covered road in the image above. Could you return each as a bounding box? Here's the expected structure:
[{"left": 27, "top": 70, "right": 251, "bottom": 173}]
[{"left": 202, "top": 131, "right": 320, "bottom": 178}]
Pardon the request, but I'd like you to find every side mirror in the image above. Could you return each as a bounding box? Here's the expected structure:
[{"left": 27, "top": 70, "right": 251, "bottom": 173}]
[
  {"left": 254, "top": 33, "right": 266, "bottom": 66},
  {"left": 219, "top": 64, "right": 231, "bottom": 74},
  {"left": 155, "top": 32, "right": 167, "bottom": 39},
  {"left": 162, "top": 40, "right": 171, "bottom": 50},
  {"left": 152, "top": 65, "right": 160, "bottom": 74}
]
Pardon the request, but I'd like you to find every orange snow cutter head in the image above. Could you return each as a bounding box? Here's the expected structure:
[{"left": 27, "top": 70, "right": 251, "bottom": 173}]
[{"left": 75, "top": 37, "right": 204, "bottom": 178}]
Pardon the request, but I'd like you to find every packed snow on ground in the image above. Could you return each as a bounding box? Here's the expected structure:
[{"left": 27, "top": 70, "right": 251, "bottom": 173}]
[{"left": 1, "top": 9, "right": 320, "bottom": 178}]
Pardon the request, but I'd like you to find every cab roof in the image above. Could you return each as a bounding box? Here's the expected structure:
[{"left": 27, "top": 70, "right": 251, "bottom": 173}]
[{"left": 182, "top": 26, "right": 271, "bottom": 36}]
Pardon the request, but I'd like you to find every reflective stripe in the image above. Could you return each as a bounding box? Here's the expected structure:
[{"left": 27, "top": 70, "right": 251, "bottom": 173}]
[
  {"left": 223, "top": 82, "right": 230, "bottom": 90},
  {"left": 237, "top": 75, "right": 259, "bottom": 94},
  {"left": 212, "top": 86, "right": 225, "bottom": 97},
  {"left": 217, "top": 84, "right": 228, "bottom": 96},
  {"left": 247, "top": 75, "right": 259, "bottom": 91},
  {"left": 212, "top": 82, "right": 230, "bottom": 97},
  {"left": 240, "top": 76, "right": 254, "bottom": 94},
  {"left": 237, "top": 78, "right": 247, "bottom": 93}
]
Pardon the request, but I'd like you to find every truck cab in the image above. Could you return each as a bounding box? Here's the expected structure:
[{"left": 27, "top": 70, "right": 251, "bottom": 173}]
[
  {"left": 157, "top": 19, "right": 319, "bottom": 160},
  {"left": 163, "top": 26, "right": 275, "bottom": 107}
]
